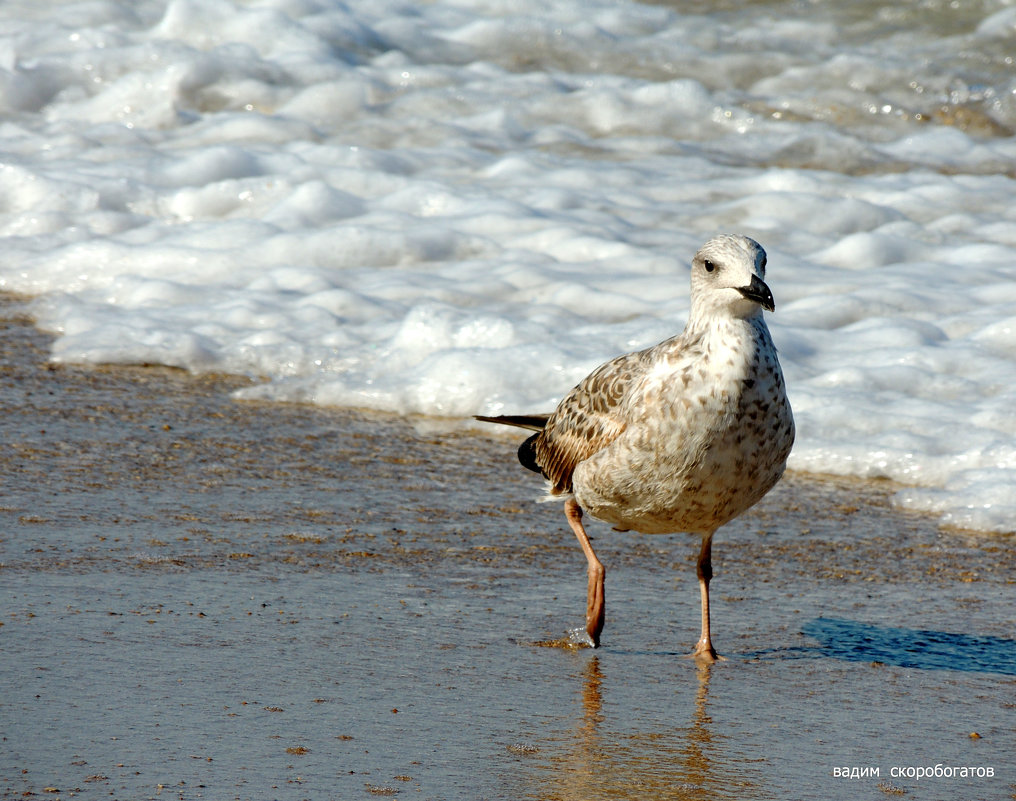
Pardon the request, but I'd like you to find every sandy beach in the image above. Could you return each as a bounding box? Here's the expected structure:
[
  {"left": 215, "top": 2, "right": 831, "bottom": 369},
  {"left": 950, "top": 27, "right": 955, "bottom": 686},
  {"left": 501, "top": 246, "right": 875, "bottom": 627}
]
[{"left": 1, "top": 295, "right": 1013, "bottom": 801}]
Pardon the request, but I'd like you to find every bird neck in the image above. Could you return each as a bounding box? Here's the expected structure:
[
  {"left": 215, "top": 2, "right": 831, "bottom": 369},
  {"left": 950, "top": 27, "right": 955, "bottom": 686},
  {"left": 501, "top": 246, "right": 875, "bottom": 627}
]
[{"left": 685, "top": 306, "right": 766, "bottom": 343}]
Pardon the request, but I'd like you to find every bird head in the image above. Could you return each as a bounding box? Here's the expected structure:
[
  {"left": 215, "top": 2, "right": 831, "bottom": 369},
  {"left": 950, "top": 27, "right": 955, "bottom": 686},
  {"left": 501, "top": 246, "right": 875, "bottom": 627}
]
[{"left": 690, "top": 234, "right": 774, "bottom": 319}]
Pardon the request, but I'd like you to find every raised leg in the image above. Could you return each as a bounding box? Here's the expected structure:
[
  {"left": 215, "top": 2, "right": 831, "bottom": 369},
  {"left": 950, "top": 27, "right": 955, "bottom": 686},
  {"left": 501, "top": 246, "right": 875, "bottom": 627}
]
[
  {"left": 691, "top": 532, "right": 721, "bottom": 662},
  {"left": 565, "top": 499, "right": 605, "bottom": 646}
]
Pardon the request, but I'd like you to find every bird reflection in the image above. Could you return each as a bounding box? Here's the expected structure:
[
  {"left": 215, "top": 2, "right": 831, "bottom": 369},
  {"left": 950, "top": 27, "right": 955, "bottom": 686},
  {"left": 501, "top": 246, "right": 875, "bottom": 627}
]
[{"left": 533, "top": 656, "right": 756, "bottom": 801}]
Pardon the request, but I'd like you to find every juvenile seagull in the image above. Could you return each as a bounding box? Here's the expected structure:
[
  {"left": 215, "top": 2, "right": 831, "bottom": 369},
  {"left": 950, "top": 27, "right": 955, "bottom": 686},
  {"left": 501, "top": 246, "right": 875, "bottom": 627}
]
[{"left": 477, "top": 234, "right": 794, "bottom": 661}]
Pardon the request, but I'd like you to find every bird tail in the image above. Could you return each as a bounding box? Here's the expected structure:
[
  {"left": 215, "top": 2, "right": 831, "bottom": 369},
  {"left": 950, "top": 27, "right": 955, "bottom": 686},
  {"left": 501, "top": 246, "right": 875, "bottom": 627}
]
[
  {"left": 473, "top": 414, "right": 550, "bottom": 432},
  {"left": 474, "top": 414, "right": 550, "bottom": 477}
]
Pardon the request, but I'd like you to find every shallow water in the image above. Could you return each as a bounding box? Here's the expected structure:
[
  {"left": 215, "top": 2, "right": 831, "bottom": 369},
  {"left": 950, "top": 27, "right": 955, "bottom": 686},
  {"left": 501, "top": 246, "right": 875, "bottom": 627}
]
[{"left": 1, "top": 307, "right": 1013, "bottom": 801}]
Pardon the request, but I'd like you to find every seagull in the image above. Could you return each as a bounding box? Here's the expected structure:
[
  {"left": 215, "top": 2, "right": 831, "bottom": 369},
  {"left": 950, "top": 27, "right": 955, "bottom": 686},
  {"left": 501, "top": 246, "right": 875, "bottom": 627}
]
[{"left": 477, "top": 234, "right": 795, "bottom": 661}]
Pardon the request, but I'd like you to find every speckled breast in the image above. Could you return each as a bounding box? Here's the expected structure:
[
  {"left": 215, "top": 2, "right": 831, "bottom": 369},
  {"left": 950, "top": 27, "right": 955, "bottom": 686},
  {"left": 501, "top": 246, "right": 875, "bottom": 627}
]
[{"left": 573, "top": 321, "right": 795, "bottom": 534}]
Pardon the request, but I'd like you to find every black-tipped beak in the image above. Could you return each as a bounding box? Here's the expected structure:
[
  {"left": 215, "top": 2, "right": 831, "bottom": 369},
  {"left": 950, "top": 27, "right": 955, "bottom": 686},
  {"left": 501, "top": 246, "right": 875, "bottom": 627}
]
[{"left": 737, "top": 275, "right": 775, "bottom": 312}]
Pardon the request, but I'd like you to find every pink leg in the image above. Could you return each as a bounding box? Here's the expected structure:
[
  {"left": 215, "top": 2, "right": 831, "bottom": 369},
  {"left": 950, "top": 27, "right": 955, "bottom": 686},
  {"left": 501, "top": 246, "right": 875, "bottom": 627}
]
[
  {"left": 691, "top": 533, "right": 721, "bottom": 662},
  {"left": 565, "top": 499, "right": 605, "bottom": 646}
]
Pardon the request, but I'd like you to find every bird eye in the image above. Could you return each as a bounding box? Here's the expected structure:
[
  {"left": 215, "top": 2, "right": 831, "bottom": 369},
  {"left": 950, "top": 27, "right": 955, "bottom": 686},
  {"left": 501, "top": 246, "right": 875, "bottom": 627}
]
[{"left": 704, "top": 259, "right": 716, "bottom": 273}]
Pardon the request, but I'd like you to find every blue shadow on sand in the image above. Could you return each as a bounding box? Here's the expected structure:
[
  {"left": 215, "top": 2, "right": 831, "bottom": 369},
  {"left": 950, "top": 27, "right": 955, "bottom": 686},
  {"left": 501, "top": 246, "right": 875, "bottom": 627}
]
[{"left": 797, "top": 617, "right": 1016, "bottom": 676}]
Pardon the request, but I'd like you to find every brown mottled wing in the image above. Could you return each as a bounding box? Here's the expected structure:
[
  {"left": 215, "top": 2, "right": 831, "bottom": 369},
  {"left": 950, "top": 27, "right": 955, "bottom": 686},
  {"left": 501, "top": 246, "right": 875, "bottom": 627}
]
[{"left": 531, "top": 348, "right": 650, "bottom": 494}]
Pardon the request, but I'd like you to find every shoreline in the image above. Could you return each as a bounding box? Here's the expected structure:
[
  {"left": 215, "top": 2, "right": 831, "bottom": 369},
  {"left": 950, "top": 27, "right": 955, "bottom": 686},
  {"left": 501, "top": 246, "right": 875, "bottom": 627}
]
[
  {"left": 0, "top": 292, "right": 954, "bottom": 516},
  {"left": 1, "top": 293, "right": 1008, "bottom": 586}
]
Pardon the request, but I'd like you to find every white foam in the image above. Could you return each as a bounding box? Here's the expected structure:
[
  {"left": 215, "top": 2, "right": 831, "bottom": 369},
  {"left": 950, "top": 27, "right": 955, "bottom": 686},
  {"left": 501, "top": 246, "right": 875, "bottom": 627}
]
[{"left": 4, "top": 0, "right": 1016, "bottom": 533}]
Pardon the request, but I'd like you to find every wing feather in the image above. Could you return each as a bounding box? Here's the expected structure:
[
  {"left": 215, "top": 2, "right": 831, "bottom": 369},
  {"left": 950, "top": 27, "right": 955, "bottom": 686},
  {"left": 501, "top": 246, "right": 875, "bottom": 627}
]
[
  {"left": 473, "top": 414, "right": 551, "bottom": 431},
  {"left": 534, "top": 348, "right": 651, "bottom": 493}
]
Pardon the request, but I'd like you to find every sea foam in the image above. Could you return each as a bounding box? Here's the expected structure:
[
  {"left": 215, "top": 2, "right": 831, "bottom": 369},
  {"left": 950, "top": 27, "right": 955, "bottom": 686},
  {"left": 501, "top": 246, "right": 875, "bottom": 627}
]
[{"left": 3, "top": 0, "right": 1016, "bottom": 532}]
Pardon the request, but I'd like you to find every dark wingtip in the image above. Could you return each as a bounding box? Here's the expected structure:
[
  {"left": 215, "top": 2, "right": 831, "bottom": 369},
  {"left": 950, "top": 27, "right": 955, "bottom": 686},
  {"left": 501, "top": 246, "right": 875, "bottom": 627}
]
[
  {"left": 474, "top": 414, "right": 551, "bottom": 431},
  {"left": 518, "top": 432, "right": 546, "bottom": 476}
]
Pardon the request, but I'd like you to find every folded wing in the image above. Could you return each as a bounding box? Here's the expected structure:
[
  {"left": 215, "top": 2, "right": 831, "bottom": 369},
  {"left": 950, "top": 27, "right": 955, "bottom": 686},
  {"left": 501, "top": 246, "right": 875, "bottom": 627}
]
[{"left": 535, "top": 348, "right": 657, "bottom": 493}]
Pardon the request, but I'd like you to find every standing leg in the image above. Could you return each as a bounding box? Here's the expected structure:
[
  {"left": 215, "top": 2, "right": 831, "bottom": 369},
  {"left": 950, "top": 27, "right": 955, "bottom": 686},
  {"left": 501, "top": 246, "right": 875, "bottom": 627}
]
[
  {"left": 692, "top": 532, "right": 720, "bottom": 662},
  {"left": 565, "top": 499, "right": 605, "bottom": 646}
]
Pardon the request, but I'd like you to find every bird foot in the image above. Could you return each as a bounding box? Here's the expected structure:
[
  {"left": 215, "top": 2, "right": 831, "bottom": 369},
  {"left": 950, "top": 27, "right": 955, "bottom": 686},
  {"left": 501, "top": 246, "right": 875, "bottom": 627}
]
[{"left": 685, "top": 642, "right": 725, "bottom": 663}]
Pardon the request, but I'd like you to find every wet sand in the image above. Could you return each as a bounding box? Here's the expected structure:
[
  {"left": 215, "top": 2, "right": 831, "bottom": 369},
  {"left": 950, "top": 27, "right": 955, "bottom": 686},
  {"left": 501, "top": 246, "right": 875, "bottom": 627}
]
[{"left": 1, "top": 297, "right": 1013, "bottom": 801}]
